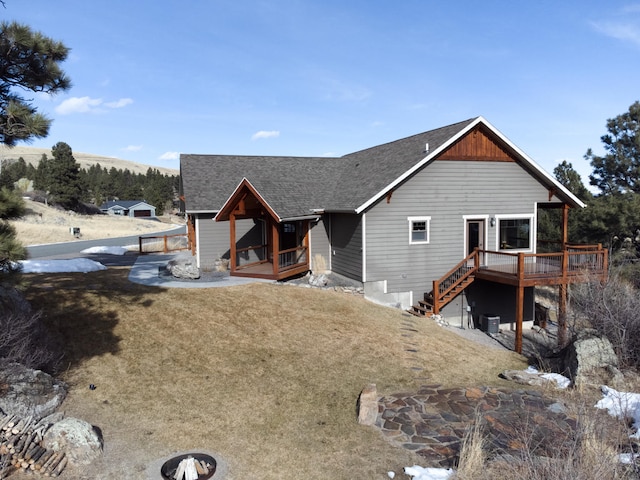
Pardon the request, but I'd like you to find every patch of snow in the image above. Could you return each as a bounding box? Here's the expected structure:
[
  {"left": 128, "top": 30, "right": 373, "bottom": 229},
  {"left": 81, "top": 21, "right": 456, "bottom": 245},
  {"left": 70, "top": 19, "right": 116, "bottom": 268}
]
[
  {"left": 81, "top": 246, "right": 128, "bottom": 255},
  {"left": 595, "top": 386, "right": 640, "bottom": 438},
  {"left": 526, "top": 365, "right": 570, "bottom": 389},
  {"left": 403, "top": 465, "right": 454, "bottom": 479},
  {"left": 20, "top": 258, "right": 106, "bottom": 273}
]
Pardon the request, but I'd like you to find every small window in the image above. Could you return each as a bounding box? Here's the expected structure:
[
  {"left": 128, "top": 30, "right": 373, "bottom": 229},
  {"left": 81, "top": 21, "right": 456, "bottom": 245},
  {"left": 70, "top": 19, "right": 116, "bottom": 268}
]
[
  {"left": 499, "top": 218, "right": 531, "bottom": 250},
  {"left": 408, "top": 216, "right": 431, "bottom": 244}
]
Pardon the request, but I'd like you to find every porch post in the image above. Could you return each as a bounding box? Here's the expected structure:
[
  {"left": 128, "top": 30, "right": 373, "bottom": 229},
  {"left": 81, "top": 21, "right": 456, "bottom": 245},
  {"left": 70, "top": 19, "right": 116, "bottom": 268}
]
[
  {"left": 515, "top": 253, "right": 525, "bottom": 354},
  {"left": 558, "top": 284, "right": 568, "bottom": 348},
  {"left": 515, "top": 285, "right": 524, "bottom": 354},
  {"left": 229, "top": 212, "right": 237, "bottom": 274},
  {"left": 271, "top": 220, "right": 279, "bottom": 276}
]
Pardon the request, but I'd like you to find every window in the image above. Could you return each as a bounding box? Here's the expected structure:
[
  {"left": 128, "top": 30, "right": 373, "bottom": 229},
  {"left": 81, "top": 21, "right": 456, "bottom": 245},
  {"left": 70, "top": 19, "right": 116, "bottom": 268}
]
[
  {"left": 499, "top": 218, "right": 531, "bottom": 250},
  {"left": 408, "top": 216, "right": 431, "bottom": 244}
]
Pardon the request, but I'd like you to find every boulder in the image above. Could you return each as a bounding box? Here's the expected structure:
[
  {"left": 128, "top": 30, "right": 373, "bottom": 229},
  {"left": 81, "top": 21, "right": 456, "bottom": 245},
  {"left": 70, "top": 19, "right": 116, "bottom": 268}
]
[
  {"left": 309, "top": 274, "right": 328, "bottom": 287},
  {"left": 561, "top": 329, "right": 622, "bottom": 387},
  {"left": 167, "top": 258, "right": 200, "bottom": 279},
  {"left": 0, "top": 362, "right": 67, "bottom": 419},
  {"left": 357, "top": 384, "right": 378, "bottom": 425},
  {"left": 43, "top": 417, "right": 103, "bottom": 467}
]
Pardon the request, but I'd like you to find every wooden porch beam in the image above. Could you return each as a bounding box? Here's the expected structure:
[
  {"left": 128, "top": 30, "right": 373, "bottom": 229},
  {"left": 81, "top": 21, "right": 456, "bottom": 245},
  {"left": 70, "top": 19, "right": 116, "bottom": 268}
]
[
  {"left": 561, "top": 204, "right": 569, "bottom": 246},
  {"left": 558, "top": 284, "right": 568, "bottom": 348},
  {"left": 229, "top": 212, "right": 237, "bottom": 274},
  {"left": 271, "top": 220, "right": 279, "bottom": 276},
  {"left": 515, "top": 285, "right": 524, "bottom": 354}
]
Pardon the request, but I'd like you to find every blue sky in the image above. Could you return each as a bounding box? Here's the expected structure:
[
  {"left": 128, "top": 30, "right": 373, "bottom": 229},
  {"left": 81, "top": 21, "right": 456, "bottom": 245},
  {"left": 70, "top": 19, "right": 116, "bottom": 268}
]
[{"left": 4, "top": 1, "right": 640, "bottom": 184}]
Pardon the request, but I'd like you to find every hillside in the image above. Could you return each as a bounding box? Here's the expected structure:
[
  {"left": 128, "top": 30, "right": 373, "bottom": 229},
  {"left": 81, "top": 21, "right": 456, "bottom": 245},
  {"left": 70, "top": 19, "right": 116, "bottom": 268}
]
[
  {"left": 11, "top": 199, "right": 182, "bottom": 246},
  {"left": 0, "top": 145, "right": 179, "bottom": 176}
]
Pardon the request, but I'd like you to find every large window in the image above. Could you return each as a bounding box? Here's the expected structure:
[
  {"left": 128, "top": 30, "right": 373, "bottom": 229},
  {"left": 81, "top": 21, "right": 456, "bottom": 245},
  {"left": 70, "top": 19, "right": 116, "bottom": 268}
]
[
  {"left": 499, "top": 217, "right": 531, "bottom": 250},
  {"left": 408, "top": 216, "right": 431, "bottom": 244}
]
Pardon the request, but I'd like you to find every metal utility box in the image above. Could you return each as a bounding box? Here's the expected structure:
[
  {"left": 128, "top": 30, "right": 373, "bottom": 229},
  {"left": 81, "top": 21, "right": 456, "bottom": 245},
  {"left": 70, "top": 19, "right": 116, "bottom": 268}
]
[{"left": 481, "top": 314, "right": 500, "bottom": 334}]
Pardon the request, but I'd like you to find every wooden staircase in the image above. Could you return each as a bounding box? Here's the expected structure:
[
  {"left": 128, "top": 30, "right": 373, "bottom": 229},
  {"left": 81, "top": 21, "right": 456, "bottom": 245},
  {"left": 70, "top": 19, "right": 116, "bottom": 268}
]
[{"left": 409, "top": 250, "right": 479, "bottom": 317}]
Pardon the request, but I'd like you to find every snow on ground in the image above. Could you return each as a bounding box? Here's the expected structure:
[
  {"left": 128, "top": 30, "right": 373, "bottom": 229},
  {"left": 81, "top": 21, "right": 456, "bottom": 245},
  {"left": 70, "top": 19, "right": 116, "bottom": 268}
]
[
  {"left": 81, "top": 245, "right": 131, "bottom": 255},
  {"left": 596, "top": 386, "right": 640, "bottom": 438},
  {"left": 526, "top": 365, "right": 571, "bottom": 389},
  {"left": 19, "top": 258, "right": 107, "bottom": 273}
]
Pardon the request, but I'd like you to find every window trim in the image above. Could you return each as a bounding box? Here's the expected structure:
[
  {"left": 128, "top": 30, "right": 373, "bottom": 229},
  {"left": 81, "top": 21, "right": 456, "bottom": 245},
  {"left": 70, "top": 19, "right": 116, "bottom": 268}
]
[
  {"left": 495, "top": 214, "right": 535, "bottom": 252},
  {"left": 408, "top": 216, "right": 431, "bottom": 245}
]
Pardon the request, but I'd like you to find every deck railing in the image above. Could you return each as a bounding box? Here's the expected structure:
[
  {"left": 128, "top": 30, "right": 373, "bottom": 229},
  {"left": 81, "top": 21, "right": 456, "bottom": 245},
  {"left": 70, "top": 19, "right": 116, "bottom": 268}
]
[
  {"left": 278, "top": 246, "right": 308, "bottom": 271},
  {"left": 478, "top": 244, "right": 607, "bottom": 280},
  {"left": 235, "top": 245, "right": 268, "bottom": 269}
]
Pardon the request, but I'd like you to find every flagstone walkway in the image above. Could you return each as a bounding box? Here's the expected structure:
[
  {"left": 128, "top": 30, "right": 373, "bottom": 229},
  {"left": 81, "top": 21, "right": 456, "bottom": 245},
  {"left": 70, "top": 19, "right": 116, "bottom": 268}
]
[{"left": 379, "top": 314, "right": 578, "bottom": 467}]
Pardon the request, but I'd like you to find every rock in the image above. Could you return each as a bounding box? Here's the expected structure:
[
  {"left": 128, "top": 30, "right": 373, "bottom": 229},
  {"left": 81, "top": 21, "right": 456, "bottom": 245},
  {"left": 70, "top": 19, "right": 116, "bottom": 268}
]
[
  {"left": 167, "top": 258, "right": 200, "bottom": 279},
  {"left": 43, "top": 417, "right": 103, "bottom": 467},
  {"left": 214, "top": 258, "right": 229, "bottom": 272},
  {"left": 561, "top": 329, "right": 620, "bottom": 386},
  {"left": 0, "top": 362, "right": 67, "bottom": 419},
  {"left": 499, "top": 370, "right": 550, "bottom": 387},
  {"left": 357, "top": 384, "right": 378, "bottom": 425},
  {"left": 309, "top": 274, "right": 328, "bottom": 287}
]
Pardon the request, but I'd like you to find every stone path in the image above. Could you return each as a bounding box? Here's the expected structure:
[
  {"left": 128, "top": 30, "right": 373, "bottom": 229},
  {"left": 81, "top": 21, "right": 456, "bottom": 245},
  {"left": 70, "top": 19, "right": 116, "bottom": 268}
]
[
  {"left": 376, "top": 384, "right": 577, "bottom": 467},
  {"left": 378, "top": 315, "right": 578, "bottom": 468}
]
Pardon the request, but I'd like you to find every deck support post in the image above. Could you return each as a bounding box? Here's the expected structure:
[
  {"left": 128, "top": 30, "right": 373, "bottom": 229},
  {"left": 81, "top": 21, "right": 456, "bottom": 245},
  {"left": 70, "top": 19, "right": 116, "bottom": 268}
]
[
  {"left": 432, "top": 280, "right": 440, "bottom": 315},
  {"left": 271, "top": 220, "right": 279, "bottom": 276},
  {"left": 514, "top": 253, "right": 525, "bottom": 354},
  {"left": 558, "top": 284, "right": 568, "bottom": 348}
]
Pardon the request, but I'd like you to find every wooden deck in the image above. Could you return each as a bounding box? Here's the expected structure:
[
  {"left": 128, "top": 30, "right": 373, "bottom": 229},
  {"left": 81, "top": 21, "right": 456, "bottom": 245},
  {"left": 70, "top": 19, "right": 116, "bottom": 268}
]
[{"left": 475, "top": 247, "right": 608, "bottom": 287}]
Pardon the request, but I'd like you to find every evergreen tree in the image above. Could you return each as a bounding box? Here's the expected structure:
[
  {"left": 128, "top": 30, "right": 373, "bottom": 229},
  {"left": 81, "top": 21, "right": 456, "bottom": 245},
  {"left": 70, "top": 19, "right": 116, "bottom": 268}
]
[
  {"left": 587, "top": 101, "right": 640, "bottom": 195},
  {"left": 0, "top": 187, "right": 26, "bottom": 284},
  {"left": 0, "top": 22, "right": 71, "bottom": 145},
  {"left": 47, "top": 142, "right": 81, "bottom": 207}
]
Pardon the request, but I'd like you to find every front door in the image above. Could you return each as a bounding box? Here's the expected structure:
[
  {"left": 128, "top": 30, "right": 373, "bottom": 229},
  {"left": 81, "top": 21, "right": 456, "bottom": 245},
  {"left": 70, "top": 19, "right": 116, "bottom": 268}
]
[{"left": 466, "top": 219, "right": 485, "bottom": 256}]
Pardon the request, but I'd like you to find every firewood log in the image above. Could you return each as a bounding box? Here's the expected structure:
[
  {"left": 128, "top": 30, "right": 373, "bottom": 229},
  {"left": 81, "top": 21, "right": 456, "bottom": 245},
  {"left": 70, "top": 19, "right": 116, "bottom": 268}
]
[
  {"left": 173, "top": 458, "right": 186, "bottom": 480},
  {"left": 44, "top": 451, "right": 65, "bottom": 477},
  {"left": 0, "top": 413, "right": 16, "bottom": 430},
  {"left": 41, "top": 451, "right": 60, "bottom": 473},
  {"left": 34, "top": 449, "right": 54, "bottom": 470},
  {"left": 50, "top": 455, "right": 67, "bottom": 477},
  {"left": 34, "top": 449, "right": 53, "bottom": 470},
  {"left": 28, "top": 445, "right": 46, "bottom": 464}
]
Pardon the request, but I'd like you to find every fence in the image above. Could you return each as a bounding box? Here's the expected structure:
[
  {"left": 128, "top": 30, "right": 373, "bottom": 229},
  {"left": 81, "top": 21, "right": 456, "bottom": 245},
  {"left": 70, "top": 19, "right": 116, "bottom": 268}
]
[{"left": 139, "top": 233, "right": 190, "bottom": 254}]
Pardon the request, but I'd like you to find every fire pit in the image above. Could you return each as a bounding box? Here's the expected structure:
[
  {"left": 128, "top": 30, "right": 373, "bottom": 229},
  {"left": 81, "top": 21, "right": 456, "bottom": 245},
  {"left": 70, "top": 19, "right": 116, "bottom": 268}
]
[{"left": 160, "top": 453, "right": 216, "bottom": 480}]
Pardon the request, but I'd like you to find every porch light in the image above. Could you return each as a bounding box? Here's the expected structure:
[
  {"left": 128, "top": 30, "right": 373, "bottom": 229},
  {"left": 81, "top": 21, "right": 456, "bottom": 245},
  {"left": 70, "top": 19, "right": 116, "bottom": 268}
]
[{"left": 490, "top": 217, "right": 496, "bottom": 227}]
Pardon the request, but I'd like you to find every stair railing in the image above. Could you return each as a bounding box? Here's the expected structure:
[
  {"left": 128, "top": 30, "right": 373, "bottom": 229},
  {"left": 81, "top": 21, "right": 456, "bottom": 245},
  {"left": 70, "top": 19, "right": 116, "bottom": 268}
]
[{"left": 431, "top": 249, "right": 479, "bottom": 314}]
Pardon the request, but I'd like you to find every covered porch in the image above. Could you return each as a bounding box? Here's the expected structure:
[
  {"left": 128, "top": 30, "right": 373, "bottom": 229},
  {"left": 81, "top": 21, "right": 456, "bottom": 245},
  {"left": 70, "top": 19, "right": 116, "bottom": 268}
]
[{"left": 215, "top": 178, "right": 312, "bottom": 281}]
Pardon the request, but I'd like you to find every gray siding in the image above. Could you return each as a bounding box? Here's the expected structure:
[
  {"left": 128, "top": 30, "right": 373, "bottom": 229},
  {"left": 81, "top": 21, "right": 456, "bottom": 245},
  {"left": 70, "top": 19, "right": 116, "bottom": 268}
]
[
  {"left": 329, "top": 213, "right": 362, "bottom": 281},
  {"left": 309, "top": 217, "right": 331, "bottom": 273},
  {"left": 196, "top": 214, "right": 260, "bottom": 269},
  {"left": 365, "top": 160, "right": 550, "bottom": 296}
]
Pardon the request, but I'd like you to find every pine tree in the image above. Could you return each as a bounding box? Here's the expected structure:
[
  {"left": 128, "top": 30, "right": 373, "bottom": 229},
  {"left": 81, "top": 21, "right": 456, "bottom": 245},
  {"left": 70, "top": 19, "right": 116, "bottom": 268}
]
[
  {"left": 0, "top": 21, "right": 71, "bottom": 145},
  {"left": 0, "top": 187, "right": 26, "bottom": 284},
  {"left": 48, "top": 142, "right": 81, "bottom": 207}
]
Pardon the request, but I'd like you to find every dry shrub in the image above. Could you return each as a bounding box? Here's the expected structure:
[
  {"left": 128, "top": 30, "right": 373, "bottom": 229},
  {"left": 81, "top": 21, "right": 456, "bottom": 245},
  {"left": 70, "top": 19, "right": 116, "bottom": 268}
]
[
  {"left": 570, "top": 268, "right": 640, "bottom": 369},
  {"left": 454, "top": 413, "right": 488, "bottom": 480},
  {"left": 481, "top": 399, "right": 635, "bottom": 480},
  {"left": 0, "top": 287, "right": 63, "bottom": 374}
]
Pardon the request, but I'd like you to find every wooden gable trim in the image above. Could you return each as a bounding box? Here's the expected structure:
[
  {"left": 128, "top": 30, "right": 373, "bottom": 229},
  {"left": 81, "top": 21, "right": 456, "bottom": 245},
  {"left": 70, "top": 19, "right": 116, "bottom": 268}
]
[
  {"left": 437, "top": 125, "right": 515, "bottom": 162},
  {"left": 215, "top": 178, "right": 280, "bottom": 222}
]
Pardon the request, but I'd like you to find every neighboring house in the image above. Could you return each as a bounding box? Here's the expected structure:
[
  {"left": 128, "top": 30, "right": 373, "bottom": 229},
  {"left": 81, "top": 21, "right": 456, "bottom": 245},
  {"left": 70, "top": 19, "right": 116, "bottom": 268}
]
[
  {"left": 100, "top": 200, "right": 156, "bottom": 218},
  {"left": 180, "top": 117, "right": 607, "bottom": 353}
]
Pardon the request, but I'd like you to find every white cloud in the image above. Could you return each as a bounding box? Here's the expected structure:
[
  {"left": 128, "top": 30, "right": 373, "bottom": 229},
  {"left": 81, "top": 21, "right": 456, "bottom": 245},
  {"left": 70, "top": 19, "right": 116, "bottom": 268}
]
[
  {"left": 105, "top": 98, "right": 134, "bottom": 108},
  {"left": 158, "top": 151, "right": 179, "bottom": 161},
  {"left": 591, "top": 20, "right": 640, "bottom": 47},
  {"left": 251, "top": 130, "right": 280, "bottom": 141},
  {"left": 56, "top": 96, "right": 103, "bottom": 114},
  {"left": 55, "top": 96, "right": 134, "bottom": 114},
  {"left": 124, "top": 145, "right": 143, "bottom": 152}
]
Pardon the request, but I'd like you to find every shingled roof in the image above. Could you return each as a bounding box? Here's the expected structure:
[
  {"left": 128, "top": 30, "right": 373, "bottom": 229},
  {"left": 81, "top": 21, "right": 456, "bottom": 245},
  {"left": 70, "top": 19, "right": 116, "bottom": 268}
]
[{"left": 180, "top": 117, "right": 583, "bottom": 220}]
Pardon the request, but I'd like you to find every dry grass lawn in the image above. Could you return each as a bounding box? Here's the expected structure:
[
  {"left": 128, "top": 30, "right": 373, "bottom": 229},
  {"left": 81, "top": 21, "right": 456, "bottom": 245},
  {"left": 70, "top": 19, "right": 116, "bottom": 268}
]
[
  {"left": 10, "top": 200, "right": 180, "bottom": 246},
  {"left": 20, "top": 269, "right": 527, "bottom": 480}
]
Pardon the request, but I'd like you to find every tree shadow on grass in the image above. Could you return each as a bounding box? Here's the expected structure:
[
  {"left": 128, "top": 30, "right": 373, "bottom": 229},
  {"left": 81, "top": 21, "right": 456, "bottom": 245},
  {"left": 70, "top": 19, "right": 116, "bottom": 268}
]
[{"left": 22, "top": 267, "right": 162, "bottom": 368}]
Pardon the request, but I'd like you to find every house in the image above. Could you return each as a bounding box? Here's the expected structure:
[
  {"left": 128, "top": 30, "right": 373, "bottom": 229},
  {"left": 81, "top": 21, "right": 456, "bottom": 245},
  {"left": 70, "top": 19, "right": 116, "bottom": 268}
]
[
  {"left": 180, "top": 117, "right": 607, "bottom": 353},
  {"left": 100, "top": 200, "right": 157, "bottom": 218}
]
